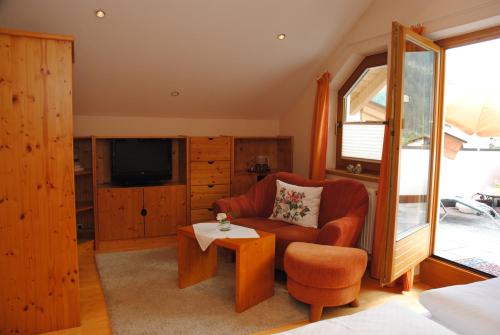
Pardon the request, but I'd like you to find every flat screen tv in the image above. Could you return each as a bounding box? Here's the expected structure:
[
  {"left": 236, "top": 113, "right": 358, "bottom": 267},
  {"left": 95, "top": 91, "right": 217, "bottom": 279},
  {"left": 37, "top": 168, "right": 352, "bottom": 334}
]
[{"left": 111, "top": 139, "right": 172, "bottom": 185}]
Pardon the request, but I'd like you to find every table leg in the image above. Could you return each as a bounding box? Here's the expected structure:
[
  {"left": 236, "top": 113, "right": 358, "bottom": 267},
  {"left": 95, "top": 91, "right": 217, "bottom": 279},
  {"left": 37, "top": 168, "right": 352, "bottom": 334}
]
[
  {"left": 234, "top": 236, "right": 275, "bottom": 312},
  {"left": 177, "top": 233, "right": 217, "bottom": 289}
]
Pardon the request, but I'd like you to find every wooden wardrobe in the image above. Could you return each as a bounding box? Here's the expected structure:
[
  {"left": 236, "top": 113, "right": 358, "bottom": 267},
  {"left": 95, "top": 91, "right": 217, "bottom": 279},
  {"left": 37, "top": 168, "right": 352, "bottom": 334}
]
[{"left": 0, "top": 29, "right": 80, "bottom": 334}]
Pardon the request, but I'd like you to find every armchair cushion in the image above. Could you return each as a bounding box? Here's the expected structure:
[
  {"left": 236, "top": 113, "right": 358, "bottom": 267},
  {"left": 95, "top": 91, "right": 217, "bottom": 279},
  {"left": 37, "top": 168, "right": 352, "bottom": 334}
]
[{"left": 316, "top": 216, "right": 364, "bottom": 247}]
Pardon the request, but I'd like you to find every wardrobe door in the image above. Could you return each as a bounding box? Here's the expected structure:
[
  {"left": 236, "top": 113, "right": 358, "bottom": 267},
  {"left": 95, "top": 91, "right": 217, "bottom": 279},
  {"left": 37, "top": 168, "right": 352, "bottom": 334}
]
[{"left": 0, "top": 31, "right": 80, "bottom": 333}]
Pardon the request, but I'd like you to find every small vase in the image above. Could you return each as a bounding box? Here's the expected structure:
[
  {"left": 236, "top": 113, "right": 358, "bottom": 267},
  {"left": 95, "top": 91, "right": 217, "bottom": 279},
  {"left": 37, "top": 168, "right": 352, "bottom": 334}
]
[{"left": 218, "top": 221, "right": 231, "bottom": 231}]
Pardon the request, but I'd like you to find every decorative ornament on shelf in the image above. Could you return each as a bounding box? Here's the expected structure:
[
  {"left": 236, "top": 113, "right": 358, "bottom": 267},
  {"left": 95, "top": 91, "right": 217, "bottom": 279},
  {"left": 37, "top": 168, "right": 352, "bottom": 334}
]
[
  {"left": 346, "top": 163, "right": 363, "bottom": 174},
  {"left": 216, "top": 212, "right": 234, "bottom": 231}
]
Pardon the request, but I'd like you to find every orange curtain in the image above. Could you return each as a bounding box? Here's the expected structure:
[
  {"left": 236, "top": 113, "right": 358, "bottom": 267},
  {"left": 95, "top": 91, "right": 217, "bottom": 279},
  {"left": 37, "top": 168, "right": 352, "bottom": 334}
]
[
  {"left": 309, "top": 72, "right": 331, "bottom": 180},
  {"left": 370, "top": 123, "right": 390, "bottom": 278}
]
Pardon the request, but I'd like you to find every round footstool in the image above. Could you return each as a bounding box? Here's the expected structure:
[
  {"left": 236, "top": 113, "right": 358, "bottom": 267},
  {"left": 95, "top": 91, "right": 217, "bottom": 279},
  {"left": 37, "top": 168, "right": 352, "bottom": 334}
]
[{"left": 284, "top": 242, "right": 368, "bottom": 322}]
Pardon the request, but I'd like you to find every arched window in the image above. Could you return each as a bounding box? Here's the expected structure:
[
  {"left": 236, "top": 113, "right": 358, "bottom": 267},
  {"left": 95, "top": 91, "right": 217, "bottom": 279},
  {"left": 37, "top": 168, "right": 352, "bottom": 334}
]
[{"left": 336, "top": 52, "right": 387, "bottom": 175}]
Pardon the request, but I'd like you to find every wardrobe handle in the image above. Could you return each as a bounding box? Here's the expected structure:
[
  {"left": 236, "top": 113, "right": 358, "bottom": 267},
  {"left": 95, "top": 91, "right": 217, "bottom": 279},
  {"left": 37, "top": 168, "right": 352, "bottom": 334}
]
[
  {"left": 207, "top": 160, "right": 215, "bottom": 164},
  {"left": 141, "top": 208, "right": 147, "bottom": 217},
  {"left": 207, "top": 184, "right": 214, "bottom": 188}
]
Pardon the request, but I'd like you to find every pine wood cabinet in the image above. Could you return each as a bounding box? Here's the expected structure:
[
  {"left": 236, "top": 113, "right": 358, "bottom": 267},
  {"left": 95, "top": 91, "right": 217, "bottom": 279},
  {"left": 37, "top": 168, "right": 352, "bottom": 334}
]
[
  {"left": 144, "top": 185, "right": 187, "bottom": 237},
  {"left": 97, "top": 185, "right": 186, "bottom": 241},
  {"left": 0, "top": 29, "right": 80, "bottom": 334},
  {"left": 189, "top": 137, "right": 232, "bottom": 223},
  {"left": 97, "top": 187, "right": 144, "bottom": 241}
]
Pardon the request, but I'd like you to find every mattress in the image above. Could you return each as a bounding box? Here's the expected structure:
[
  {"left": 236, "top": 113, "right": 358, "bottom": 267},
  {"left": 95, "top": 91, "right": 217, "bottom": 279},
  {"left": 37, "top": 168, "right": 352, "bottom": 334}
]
[
  {"left": 274, "top": 302, "right": 457, "bottom": 335},
  {"left": 420, "top": 277, "right": 500, "bottom": 335}
]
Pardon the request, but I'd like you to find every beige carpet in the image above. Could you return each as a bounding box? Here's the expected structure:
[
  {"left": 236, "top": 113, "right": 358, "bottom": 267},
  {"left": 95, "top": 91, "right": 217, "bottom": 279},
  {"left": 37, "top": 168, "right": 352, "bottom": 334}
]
[{"left": 96, "top": 247, "right": 308, "bottom": 335}]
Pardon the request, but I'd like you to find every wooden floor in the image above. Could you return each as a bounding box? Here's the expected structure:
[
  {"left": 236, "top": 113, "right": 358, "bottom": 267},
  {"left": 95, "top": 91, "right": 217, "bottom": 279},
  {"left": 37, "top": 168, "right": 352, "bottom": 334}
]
[{"left": 43, "top": 240, "right": 431, "bottom": 335}]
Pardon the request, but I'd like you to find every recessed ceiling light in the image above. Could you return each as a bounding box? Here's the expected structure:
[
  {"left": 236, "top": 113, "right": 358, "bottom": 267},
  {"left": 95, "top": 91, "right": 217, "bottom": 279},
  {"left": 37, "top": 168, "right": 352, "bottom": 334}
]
[
  {"left": 277, "top": 33, "right": 286, "bottom": 40},
  {"left": 95, "top": 10, "right": 106, "bottom": 18},
  {"left": 170, "top": 91, "right": 180, "bottom": 97}
]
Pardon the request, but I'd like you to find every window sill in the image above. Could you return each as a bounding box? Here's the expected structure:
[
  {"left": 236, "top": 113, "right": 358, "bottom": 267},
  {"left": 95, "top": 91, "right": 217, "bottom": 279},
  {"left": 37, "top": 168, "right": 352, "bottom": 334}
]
[{"left": 326, "top": 168, "right": 380, "bottom": 183}]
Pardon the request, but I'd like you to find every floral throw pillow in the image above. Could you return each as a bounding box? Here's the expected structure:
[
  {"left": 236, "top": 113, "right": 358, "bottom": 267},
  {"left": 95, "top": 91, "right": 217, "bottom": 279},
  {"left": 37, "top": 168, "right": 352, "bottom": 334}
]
[{"left": 269, "top": 180, "right": 323, "bottom": 228}]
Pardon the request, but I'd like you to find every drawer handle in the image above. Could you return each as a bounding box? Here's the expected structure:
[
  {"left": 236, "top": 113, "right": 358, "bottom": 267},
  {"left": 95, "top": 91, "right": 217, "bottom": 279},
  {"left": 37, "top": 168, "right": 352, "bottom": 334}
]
[
  {"left": 207, "top": 208, "right": 213, "bottom": 212},
  {"left": 207, "top": 184, "right": 214, "bottom": 188},
  {"left": 208, "top": 160, "right": 215, "bottom": 164},
  {"left": 208, "top": 137, "right": 214, "bottom": 140}
]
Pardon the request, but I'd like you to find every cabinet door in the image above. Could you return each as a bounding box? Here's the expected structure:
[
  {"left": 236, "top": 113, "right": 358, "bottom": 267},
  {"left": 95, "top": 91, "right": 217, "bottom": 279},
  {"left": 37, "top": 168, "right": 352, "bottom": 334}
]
[
  {"left": 144, "top": 185, "right": 187, "bottom": 237},
  {"left": 97, "top": 187, "right": 144, "bottom": 240}
]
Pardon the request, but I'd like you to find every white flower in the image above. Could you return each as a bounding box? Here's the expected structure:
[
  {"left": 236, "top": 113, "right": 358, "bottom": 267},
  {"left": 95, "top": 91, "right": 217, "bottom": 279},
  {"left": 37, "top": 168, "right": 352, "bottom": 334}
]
[{"left": 216, "top": 213, "right": 227, "bottom": 222}]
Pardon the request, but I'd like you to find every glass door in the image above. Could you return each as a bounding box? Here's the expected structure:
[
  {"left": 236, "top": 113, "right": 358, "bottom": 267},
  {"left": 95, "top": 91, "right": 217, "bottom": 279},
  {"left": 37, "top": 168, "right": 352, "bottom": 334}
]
[{"left": 381, "top": 22, "right": 442, "bottom": 285}]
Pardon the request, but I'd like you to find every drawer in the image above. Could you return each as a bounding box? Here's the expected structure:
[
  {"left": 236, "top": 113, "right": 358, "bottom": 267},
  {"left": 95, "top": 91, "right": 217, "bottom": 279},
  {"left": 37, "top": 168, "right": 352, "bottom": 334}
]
[
  {"left": 190, "top": 137, "right": 231, "bottom": 161},
  {"left": 191, "top": 208, "right": 215, "bottom": 224},
  {"left": 190, "top": 161, "right": 230, "bottom": 185},
  {"left": 191, "top": 184, "right": 230, "bottom": 209}
]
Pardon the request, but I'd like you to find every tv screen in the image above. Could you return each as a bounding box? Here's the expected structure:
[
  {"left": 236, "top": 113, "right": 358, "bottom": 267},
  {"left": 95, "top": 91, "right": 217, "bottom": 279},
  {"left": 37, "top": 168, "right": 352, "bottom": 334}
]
[{"left": 111, "top": 139, "right": 172, "bottom": 185}]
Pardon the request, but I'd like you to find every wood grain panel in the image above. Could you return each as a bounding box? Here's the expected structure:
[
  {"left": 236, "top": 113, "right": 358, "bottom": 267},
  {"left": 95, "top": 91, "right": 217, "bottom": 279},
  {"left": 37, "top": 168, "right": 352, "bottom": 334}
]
[
  {"left": 190, "top": 136, "right": 231, "bottom": 161},
  {"left": 0, "top": 32, "right": 80, "bottom": 334},
  {"left": 97, "top": 187, "right": 144, "bottom": 241},
  {"left": 392, "top": 226, "right": 431, "bottom": 279},
  {"left": 190, "top": 184, "right": 230, "bottom": 209},
  {"left": 144, "top": 185, "right": 187, "bottom": 237},
  {"left": 190, "top": 161, "right": 230, "bottom": 185},
  {"left": 190, "top": 208, "right": 215, "bottom": 224}
]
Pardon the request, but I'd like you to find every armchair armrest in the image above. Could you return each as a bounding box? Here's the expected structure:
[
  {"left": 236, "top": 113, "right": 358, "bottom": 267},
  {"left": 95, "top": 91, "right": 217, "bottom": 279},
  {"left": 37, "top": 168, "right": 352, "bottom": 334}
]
[
  {"left": 316, "top": 216, "right": 364, "bottom": 247},
  {"left": 213, "top": 195, "right": 258, "bottom": 218}
]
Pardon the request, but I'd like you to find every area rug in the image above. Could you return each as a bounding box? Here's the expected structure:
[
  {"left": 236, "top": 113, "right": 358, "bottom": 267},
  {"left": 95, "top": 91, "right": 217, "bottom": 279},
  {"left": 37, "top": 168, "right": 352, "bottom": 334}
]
[
  {"left": 455, "top": 257, "right": 500, "bottom": 276},
  {"left": 96, "top": 247, "right": 308, "bottom": 335}
]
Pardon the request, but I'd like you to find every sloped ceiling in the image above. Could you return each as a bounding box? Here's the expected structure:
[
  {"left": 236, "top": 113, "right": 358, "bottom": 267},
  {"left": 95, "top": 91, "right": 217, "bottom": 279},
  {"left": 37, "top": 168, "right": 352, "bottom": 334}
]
[{"left": 0, "top": 0, "right": 372, "bottom": 119}]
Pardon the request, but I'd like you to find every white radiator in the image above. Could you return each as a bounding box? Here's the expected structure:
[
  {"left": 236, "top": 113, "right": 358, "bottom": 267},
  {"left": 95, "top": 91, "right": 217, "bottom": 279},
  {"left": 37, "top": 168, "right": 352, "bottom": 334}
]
[{"left": 357, "top": 187, "right": 378, "bottom": 254}]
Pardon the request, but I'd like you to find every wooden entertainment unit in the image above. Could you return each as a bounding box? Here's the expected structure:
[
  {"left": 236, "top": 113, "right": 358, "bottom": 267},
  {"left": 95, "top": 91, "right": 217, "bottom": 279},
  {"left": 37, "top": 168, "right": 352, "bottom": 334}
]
[{"left": 73, "top": 135, "right": 293, "bottom": 250}]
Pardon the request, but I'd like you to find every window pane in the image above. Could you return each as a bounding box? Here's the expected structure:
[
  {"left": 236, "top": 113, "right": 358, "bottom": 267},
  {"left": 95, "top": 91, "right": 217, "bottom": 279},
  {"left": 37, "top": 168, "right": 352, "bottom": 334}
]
[
  {"left": 396, "top": 39, "right": 436, "bottom": 240},
  {"left": 344, "top": 65, "right": 387, "bottom": 122},
  {"left": 341, "top": 124, "right": 384, "bottom": 161}
]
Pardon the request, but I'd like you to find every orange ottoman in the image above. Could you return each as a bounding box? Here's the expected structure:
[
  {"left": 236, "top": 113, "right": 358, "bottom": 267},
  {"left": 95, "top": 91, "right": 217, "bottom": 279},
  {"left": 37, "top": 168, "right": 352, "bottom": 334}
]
[{"left": 284, "top": 242, "right": 368, "bottom": 322}]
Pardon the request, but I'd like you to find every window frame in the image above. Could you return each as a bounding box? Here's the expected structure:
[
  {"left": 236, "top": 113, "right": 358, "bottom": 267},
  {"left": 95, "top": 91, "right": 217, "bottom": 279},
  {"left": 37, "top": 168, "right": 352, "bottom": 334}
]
[{"left": 335, "top": 52, "right": 388, "bottom": 175}]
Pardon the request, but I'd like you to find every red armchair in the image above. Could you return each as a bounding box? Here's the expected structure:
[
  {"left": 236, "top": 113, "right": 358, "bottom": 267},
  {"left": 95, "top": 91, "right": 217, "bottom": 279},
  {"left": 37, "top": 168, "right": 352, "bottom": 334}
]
[{"left": 213, "top": 172, "right": 369, "bottom": 269}]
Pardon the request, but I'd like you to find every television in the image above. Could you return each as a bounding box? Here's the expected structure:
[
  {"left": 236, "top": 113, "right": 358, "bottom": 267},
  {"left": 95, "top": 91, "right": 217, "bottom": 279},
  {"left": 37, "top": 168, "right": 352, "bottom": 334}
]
[{"left": 111, "top": 139, "right": 172, "bottom": 185}]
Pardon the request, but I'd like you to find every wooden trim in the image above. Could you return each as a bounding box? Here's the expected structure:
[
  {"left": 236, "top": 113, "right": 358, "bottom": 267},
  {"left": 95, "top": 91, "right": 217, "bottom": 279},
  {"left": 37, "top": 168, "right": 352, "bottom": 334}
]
[
  {"left": 0, "top": 28, "right": 74, "bottom": 41},
  {"left": 93, "top": 135, "right": 188, "bottom": 139},
  {"left": 326, "top": 168, "right": 379, "bottom": 183},
  {"left": 437, "top": 24, "right": 500, "bottom": 49},
  {"left": 420, "top": 257, "right": 488, "bottom": 288},
  {"left": 335, "top": 52, "right": 388, "bottom": 175},
  {"left": 233, "top": 136, "right": 293, "bottom": 140},
  {"left": 96, "top": 236, "right": 177, "bottom": 253}
]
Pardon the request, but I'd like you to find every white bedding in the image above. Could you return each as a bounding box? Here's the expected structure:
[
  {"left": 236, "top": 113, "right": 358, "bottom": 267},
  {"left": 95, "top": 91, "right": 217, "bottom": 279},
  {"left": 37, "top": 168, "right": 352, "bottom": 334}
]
[
  {"left": 420, "top": 277, "right": 500, "bottom": 335},
  {"left": 275, "top": 302, "right": 457, "bottom": 335}
]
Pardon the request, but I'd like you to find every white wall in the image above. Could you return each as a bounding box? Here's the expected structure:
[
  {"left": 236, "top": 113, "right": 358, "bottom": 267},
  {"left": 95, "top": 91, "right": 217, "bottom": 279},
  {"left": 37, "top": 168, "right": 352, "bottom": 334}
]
[
  {"left": 279, "top": 0, "right": 500, "bottom": 177},
  {"left": 74, "top": 115, "right": 280, "bottom": 137}
]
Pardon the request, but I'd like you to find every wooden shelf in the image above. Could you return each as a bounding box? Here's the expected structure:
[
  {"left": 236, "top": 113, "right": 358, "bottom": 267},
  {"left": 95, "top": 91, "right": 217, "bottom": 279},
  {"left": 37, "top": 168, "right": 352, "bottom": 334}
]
[
  {"left": 75, "top": 170, "right": 92, "bottom": 176},
  {"left": 76, "top": 201, "right": 94, "bottom": 213}
]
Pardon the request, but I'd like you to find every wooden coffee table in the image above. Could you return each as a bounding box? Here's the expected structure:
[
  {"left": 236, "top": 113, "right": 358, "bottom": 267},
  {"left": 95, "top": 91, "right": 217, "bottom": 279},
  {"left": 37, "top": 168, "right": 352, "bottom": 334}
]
[{"left": 177, "top": 224, "right": 275, "bottom": 312}]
